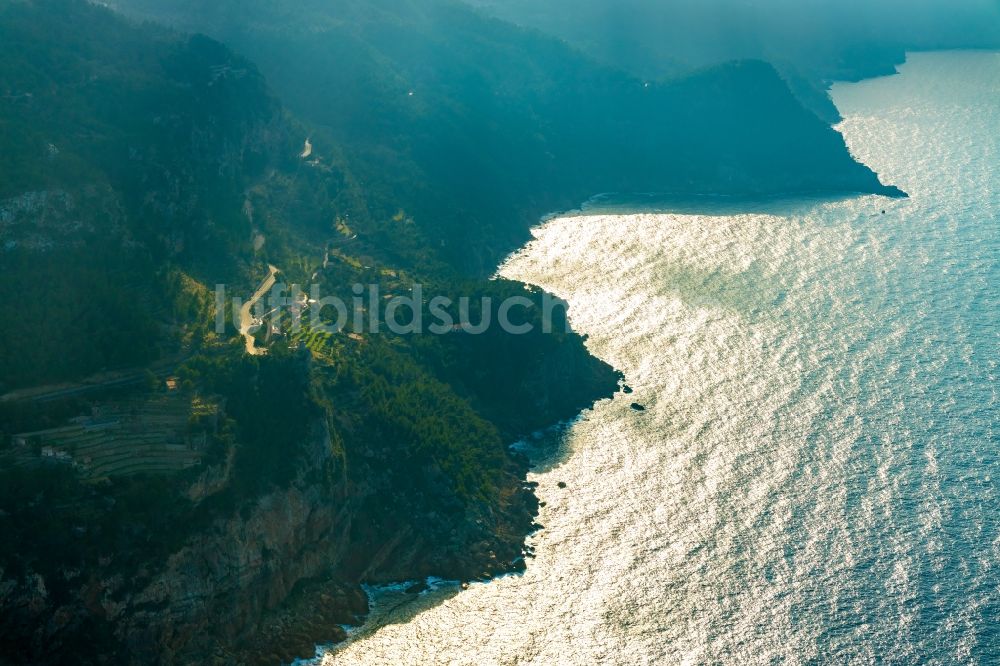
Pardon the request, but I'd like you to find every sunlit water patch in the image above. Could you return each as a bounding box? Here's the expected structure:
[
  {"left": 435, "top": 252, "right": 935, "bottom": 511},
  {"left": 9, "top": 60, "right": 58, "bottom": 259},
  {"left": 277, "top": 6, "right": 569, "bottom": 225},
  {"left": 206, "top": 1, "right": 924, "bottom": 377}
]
[{"left": 316, "top": 52, "right": 999, "bottom": 665}]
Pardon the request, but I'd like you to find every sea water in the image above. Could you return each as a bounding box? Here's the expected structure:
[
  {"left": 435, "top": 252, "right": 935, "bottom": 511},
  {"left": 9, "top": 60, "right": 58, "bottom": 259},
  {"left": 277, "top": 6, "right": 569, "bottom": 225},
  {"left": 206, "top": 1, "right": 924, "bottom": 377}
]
[{"left": 319, "top": 51, "right": 1000, "bottom": 665}]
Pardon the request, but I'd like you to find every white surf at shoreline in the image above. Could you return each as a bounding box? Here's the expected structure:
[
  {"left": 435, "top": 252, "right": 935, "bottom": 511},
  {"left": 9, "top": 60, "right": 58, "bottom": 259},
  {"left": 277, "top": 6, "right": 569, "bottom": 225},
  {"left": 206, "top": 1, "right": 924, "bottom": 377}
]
[{"left": 312, "top": 51, "right": 1000, "bottom": 666}]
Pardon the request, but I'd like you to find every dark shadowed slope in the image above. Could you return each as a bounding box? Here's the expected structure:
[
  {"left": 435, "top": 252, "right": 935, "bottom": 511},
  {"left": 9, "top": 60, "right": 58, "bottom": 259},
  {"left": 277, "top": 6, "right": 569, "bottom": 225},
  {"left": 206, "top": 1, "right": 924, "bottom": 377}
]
[
  {"left": 0, "top": 4, "right": 618, "bottom": 663},
  {"left": 469, "top": 0, "right": 1000, "bottom": 121},
  {"left": 114, "top": 0, "right": 902, "bottom": 274}
]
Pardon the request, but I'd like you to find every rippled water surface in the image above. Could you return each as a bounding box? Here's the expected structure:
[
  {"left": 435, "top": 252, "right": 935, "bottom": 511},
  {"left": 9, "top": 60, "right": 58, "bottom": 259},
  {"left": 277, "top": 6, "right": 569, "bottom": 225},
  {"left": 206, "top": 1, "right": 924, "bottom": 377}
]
[{"left": 320, "top": 52, "right": 1000, "bottom": 665}]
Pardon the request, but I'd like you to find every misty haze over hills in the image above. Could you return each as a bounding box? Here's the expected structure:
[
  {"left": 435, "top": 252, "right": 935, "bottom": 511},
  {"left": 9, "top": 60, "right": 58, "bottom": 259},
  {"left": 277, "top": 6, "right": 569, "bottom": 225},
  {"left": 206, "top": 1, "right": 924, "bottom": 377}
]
[
  {"left": 470, "top": 0, "right": 1000, "bottom": 119},
  {"left": 471, "top": 0, "right": 1000, "bottom": 78},
  {"left": 113, "top": 0, "right": 901, "bottom": 275},
  {"left": 1, "top": 1, "right": 995, "bottom": 663}
]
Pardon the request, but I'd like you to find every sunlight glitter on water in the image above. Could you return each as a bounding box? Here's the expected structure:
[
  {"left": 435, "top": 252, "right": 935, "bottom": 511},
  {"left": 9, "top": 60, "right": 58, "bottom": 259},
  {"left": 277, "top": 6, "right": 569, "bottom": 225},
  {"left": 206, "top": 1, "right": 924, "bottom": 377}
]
[{"left": 317, "top": 52, "right": 999, "bottom": 666}]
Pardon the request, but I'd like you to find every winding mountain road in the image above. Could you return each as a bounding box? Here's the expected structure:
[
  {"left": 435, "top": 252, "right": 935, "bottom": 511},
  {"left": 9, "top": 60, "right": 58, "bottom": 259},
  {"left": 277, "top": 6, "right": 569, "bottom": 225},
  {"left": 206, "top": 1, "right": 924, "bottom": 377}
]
[{"left": 239, "top": 264, "right": 279, "bottom": 355}]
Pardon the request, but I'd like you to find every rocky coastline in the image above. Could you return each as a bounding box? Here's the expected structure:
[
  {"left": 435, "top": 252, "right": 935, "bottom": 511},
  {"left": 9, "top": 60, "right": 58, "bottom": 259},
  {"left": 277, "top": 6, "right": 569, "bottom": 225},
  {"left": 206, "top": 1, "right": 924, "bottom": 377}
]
[{"left": 0, "top": 331, "right": 619, "bottom": 665}]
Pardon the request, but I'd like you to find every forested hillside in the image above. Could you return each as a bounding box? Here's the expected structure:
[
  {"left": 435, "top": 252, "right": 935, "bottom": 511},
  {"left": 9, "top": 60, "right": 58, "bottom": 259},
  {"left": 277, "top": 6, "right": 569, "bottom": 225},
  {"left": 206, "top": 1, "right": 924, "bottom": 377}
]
[
  {"left": 0, "top": 0, "right": 294, "bottom": 386},
  {"left": 0, "top": 1, "right": 909, "bottom": 662},
  {"left": 115, "top": 0, "right": 901, "bottom": 274},
  {"left": 0, "top": 3, "right": 617, "bottom": 662}
]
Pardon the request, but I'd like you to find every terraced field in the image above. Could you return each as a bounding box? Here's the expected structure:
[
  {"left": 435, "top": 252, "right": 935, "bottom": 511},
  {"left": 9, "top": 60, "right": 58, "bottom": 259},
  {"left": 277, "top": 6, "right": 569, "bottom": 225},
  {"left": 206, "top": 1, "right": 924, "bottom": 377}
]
[
  {"left": 9, "top": 394, "right": 218, "bottom": 480},
  {"left": 285, "top": 316, "right": 348, "bottom": 361}
]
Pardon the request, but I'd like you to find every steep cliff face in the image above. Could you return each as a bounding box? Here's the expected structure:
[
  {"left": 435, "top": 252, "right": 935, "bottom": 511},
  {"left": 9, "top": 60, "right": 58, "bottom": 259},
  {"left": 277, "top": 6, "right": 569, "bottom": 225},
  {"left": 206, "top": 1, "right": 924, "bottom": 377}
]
[
  {"left": 0, "top": 418, "right": 350, "bottom": 663},
  {"left": 0, "top": 5, "right": 627, "bottom": 664},
  {"left": 120, "top": 419, "right": 352, "bottom": 663},
  {"left": 0, "top": 7, "right": 622, "bottom": 662},
  {"left": 0, "top": 1, "right": 912, "bottom": 662},
  {"left": 0, "top": 376, "right": 602, "bottom": 664}
]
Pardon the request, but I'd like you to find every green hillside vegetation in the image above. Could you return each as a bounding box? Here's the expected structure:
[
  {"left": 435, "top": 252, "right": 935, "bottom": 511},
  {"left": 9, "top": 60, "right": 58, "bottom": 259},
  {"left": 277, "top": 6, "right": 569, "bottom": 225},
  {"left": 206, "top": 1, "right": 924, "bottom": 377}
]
[
  {"left": 0, "top": 0, "right": 911, "bottom": 660},
  {"left": 469, "top": 0, "right": 1000, "bottom": 121},
  {"left": 0, "top": 0, "right": 328, "bottom": 388},
  {"left": 0, "top": 11, "right": 349, "bottom": 389},
  {"left": 0, "top": 6, "right": 617, "bottom": 657},
  {"left": 117, "top": 0, "right": 902, "bottom": 274}
]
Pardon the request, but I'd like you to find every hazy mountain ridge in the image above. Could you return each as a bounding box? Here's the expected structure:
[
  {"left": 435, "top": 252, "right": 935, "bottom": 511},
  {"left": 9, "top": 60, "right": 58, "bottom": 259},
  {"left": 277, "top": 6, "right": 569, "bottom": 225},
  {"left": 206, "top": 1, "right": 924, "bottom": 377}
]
[
  {"left": 0, "top": 0, "right": 913, "bottom": 663},
  {"left": 468, "top": 0, "right": 1000, "bottom": 121},
  {"left": 114, "top": 0, "right": 901, "bottom": 275}
]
